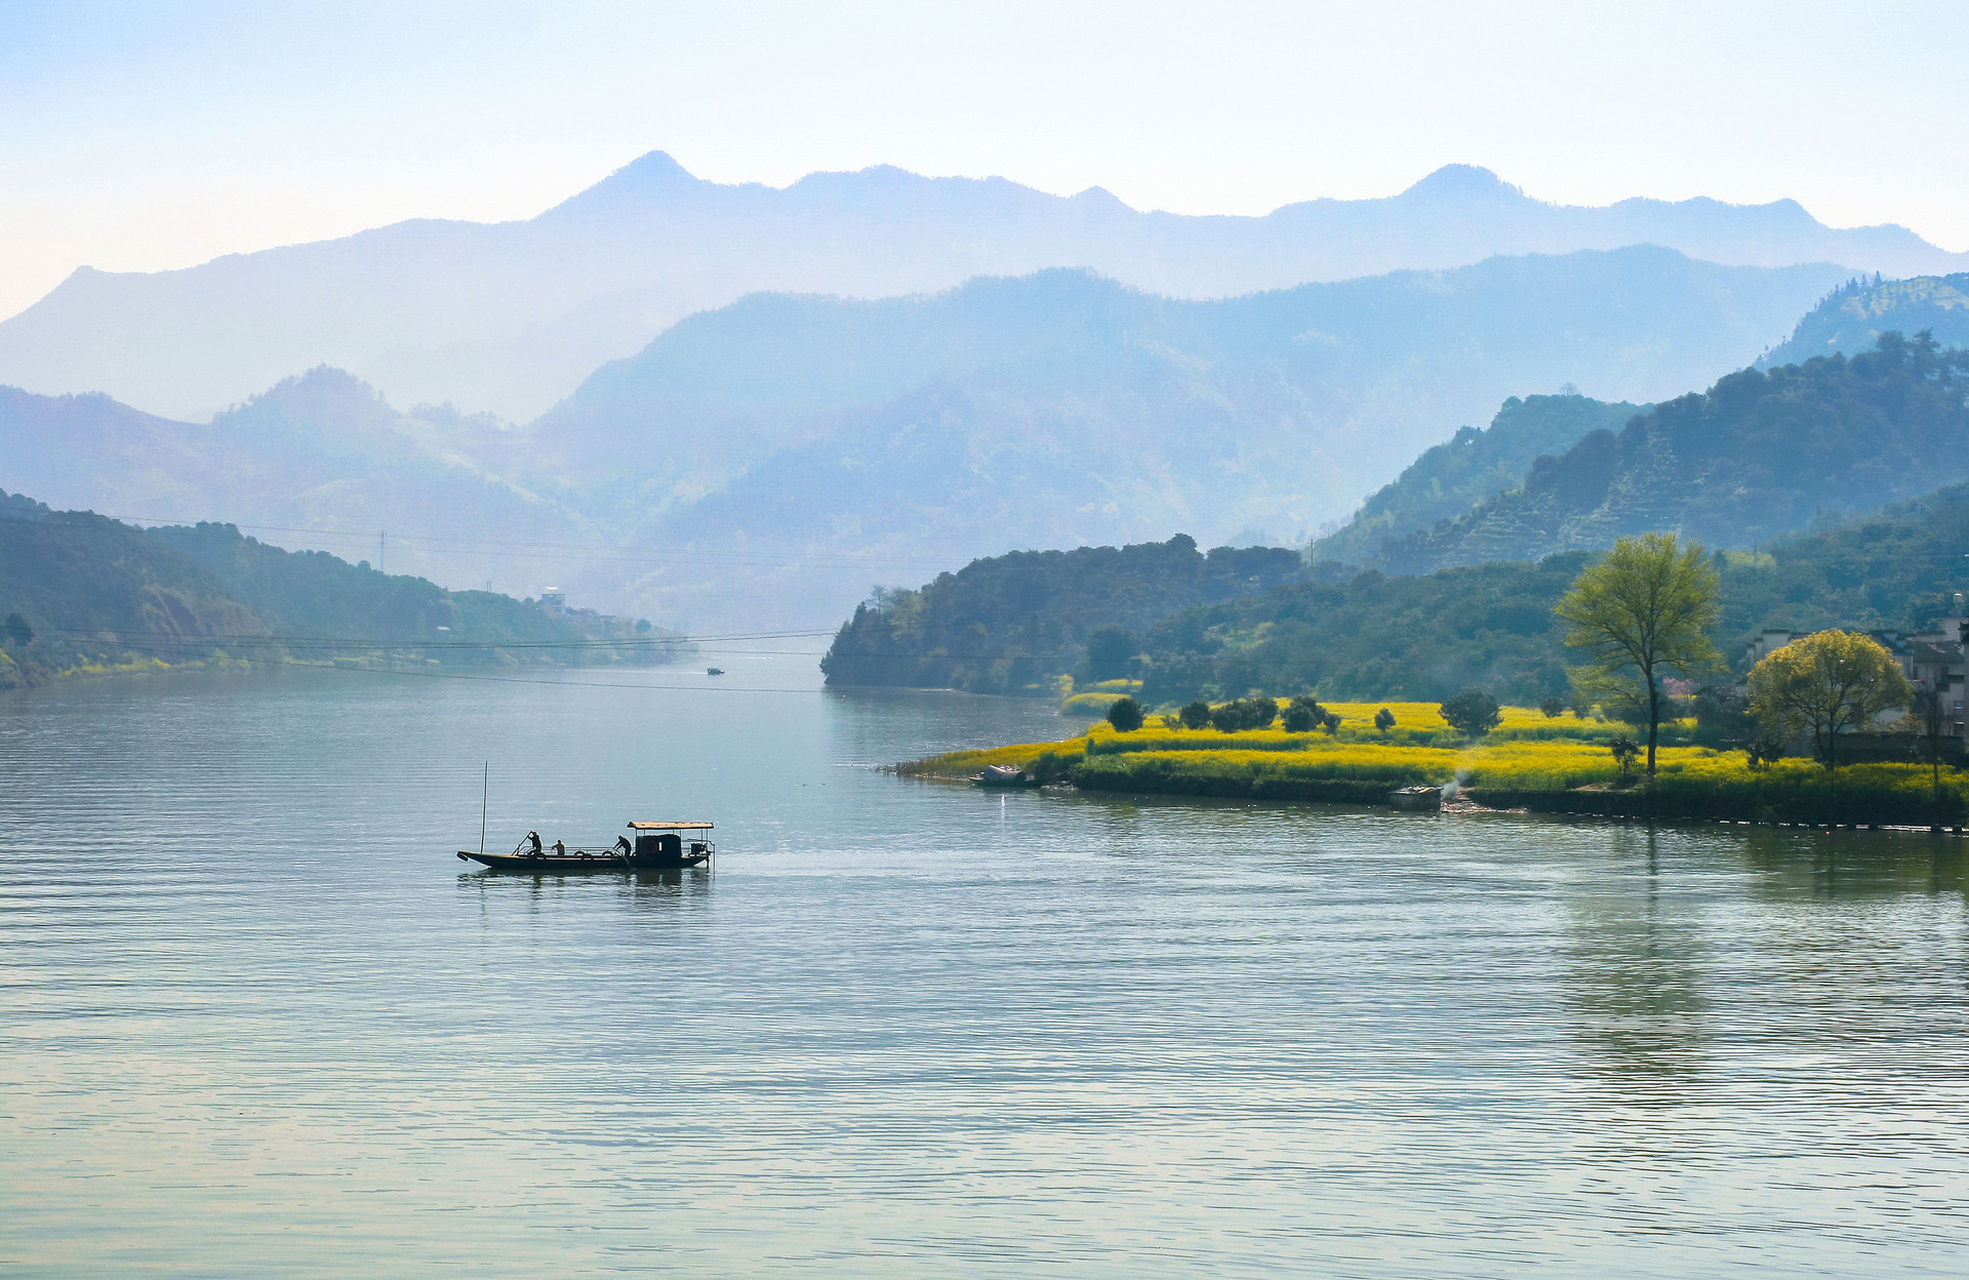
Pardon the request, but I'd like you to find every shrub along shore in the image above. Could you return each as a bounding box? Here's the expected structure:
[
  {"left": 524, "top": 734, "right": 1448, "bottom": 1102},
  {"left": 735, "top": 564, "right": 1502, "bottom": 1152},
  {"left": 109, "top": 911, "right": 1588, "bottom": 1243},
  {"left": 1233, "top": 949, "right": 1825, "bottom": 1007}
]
[{"left": 900, "top": 701, "right": 1969, "bottom": 827}]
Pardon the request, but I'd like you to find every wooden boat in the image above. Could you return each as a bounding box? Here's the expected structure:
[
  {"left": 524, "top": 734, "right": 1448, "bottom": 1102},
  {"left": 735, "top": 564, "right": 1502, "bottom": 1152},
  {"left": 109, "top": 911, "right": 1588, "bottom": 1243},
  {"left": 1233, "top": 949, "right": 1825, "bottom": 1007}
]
[
  {"left": 973, "top": 764, "right": 1038, "bottom": 788},
  {"left": 458, "top": 821, "right": 715, "bottom": 872},
  {"left": 706, "top": 667, "right": 725, "bottom": 676},
  {"left": 1389, "top": 784, "right": 1445, "bottom": 812}
]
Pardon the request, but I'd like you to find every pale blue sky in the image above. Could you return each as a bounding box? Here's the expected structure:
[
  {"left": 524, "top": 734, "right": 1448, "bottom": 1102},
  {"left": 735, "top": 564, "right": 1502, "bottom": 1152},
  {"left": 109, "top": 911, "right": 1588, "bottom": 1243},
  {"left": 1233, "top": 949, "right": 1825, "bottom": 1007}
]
[{"left": 2, "top": 0, "right": 1965, "bottom": 319}]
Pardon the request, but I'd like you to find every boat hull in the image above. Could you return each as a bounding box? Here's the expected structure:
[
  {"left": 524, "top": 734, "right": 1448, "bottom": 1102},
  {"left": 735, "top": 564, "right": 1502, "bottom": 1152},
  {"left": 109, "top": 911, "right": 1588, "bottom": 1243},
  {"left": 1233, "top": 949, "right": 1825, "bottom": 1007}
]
[
  {"left": 458, "top": 851, "right": 712, "bottom": 873},
  {"left": 1389, "top": 785, "right": 1445, "bottom": 812}
]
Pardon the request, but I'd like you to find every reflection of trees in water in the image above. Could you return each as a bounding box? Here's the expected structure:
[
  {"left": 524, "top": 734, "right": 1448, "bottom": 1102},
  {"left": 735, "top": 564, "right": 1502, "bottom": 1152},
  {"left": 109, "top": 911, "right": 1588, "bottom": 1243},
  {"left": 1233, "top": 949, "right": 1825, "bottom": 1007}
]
[
  {"left": 1734, "top": 827, "right": 1969, "bottom": 904},
  {"left": 1563, "top": 826, "right": 1711, "bottom": 1096}
]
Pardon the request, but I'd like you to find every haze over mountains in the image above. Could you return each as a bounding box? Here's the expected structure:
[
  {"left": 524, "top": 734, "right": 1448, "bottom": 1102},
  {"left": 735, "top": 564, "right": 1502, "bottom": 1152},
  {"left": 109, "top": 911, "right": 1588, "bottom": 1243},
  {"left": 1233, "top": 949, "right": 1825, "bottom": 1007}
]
[
  {"left": 2, "top": 153, "right": 1961, "bottom": 421},
  {"left": 3, "top": 249, "right": 1852, "bottom": 628}
]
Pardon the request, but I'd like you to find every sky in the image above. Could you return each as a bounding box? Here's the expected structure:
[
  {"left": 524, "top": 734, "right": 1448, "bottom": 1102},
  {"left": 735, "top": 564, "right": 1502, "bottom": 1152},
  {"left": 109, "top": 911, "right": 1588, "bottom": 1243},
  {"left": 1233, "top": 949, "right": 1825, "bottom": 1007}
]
[{"left": 2, "top": 0, "right": 1966, "bottom": 321}]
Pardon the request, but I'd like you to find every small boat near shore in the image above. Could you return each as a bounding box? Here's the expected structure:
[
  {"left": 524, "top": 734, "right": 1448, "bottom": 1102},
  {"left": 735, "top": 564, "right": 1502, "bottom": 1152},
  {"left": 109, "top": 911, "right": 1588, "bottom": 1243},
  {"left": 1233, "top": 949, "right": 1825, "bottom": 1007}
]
[
  {"left": 1389, "top": 784, "right": 1445, "bottom": 812},
  {"left": 973, "top": 764, "right": 1040, "bottom": 788},
  {"left": 458, "top": 820, "right": 716, "bottom": 872}
]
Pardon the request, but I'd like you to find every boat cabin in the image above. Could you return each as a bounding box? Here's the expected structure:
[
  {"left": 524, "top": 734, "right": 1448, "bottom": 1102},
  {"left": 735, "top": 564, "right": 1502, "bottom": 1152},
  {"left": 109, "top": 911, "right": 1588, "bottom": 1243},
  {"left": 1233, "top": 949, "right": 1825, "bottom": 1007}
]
[{"left": 627, "top": 820, "right": 715, "bottom": 867}]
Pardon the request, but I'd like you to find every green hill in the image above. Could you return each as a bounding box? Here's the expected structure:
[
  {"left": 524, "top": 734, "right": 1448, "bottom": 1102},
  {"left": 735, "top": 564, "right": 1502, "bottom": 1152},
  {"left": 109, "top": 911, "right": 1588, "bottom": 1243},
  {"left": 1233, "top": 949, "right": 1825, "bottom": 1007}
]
[
  {"left": 1309, "top": 393, "right": 1646, "bottom": 567},
  {"left": 0, "top": 491, "right": 690, "bottom": 690},
  {"left": 822, "top": 473, "right": 1969, "bottom": 708},
  {"left": 1762, "top": 274, "right": 1969, "bottom": 367},
  {"left": 1134, "top": 480, "right": 1969, "bottom": 706},
  {"left": 1369, "top": 333, "right": 1969, "bottom": 575},
  {"left": 819, "top": 535, "right": 1308, "bottom": 695}
]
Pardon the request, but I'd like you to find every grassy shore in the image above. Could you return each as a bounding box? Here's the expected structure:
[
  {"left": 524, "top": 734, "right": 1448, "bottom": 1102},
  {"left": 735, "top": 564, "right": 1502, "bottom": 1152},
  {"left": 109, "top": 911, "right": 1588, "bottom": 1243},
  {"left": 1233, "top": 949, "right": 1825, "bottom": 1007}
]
[{"left": 902, "top": 701, "right": 1969, "bottom": 826}]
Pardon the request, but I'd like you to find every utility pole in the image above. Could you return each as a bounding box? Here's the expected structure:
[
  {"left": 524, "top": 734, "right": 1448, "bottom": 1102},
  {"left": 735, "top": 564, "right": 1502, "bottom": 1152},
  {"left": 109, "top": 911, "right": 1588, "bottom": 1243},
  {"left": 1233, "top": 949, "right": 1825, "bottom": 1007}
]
[{"left": 379, "top": 530, "right": 387, "bottom": 575}]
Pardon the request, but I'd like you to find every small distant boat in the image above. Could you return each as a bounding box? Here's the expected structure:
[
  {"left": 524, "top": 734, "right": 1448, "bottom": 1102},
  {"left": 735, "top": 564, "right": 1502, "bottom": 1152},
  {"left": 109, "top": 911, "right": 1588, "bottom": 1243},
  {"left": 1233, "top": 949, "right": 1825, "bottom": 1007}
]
[
  {"left": 1390, "top": 784, "right": 1444, "bottom": 812},
  {"left": 973, "top": 764, "right": 1039, "bottom": 788},
  {"left": 706, "top": 667, "right": 725, "bottom": 676},
  {"left": 458, "top": 821, "right": 716, "bottom": 872}
]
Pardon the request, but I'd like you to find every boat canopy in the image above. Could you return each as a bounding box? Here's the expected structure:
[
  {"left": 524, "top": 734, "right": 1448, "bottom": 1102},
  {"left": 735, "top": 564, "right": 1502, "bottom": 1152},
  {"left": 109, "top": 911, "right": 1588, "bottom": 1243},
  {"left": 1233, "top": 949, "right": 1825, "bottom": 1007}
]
[{"left": 627, "top": 820, "right": 715, "bottom": 830}]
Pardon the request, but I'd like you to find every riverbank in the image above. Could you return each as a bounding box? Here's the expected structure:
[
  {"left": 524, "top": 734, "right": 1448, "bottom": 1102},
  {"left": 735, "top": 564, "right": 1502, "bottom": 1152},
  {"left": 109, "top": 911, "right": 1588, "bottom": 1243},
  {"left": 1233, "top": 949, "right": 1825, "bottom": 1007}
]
[{"left": 902, "top": 701, "right": 1969, "bottom": 827}]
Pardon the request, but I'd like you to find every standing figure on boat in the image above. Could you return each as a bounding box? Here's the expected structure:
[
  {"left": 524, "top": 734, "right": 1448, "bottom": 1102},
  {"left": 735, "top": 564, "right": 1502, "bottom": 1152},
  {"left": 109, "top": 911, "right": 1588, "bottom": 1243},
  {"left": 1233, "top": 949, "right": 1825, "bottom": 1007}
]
[{"left": 528, "top": 831, "right": 543, "bottom": 854}]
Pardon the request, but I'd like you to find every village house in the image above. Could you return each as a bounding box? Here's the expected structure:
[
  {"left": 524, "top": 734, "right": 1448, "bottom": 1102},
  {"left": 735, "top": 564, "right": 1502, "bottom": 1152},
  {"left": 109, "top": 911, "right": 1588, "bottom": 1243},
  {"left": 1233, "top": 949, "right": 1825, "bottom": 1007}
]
[{"left": 1745, "top": 618, "right": 1969, "bottom": 738}]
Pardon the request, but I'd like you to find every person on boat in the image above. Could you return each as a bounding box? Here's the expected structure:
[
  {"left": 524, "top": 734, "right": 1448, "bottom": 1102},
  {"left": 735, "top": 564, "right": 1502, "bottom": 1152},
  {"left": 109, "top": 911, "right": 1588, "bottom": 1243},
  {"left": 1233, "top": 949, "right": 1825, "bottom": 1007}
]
[
  {"left": 615, "top": 836, "right": 632, "bottom": 855},
  {"left": 553, "top": 838, "right": 566, "bottom": 856},
  {"left": 527, "top": 831, "right": 543, "bottom": 855}
]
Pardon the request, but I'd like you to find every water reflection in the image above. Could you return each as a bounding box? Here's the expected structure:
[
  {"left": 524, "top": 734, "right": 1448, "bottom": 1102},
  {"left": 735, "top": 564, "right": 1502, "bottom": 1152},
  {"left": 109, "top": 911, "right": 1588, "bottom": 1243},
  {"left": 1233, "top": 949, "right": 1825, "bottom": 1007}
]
[
  {"left": 1735, "top": 826, "right": 1969, "bottom": 900},
  {"left": 1563, "top": 826, "right": 1711, "bottom": 1093}
]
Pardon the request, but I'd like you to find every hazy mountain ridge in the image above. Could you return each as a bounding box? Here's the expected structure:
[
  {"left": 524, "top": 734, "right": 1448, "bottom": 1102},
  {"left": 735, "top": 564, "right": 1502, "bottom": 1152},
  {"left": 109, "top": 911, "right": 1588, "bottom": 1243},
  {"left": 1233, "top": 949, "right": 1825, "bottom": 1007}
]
[
  {"left": 1371, "top": 333, "right": 1969, "bottom": 574},
  {"left": 588, "top": 250, "right": 1846, "bottom": 626},
  {"left": 0, "top": 369, "right": 579, "bottom": 595},
  {"left": 3, "top": 151, "right": 1958, "bottom": 420},
  {"left": 1, "top": 250, "right": 1856, "bottom": 629}
]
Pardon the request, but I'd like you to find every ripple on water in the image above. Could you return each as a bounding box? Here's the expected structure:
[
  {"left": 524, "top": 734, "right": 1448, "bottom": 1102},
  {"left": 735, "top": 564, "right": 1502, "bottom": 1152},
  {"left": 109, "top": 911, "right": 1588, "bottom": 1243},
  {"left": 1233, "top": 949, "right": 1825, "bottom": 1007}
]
[{"left": 3, "top": 661, "right": 1969, "bottom": 1277}]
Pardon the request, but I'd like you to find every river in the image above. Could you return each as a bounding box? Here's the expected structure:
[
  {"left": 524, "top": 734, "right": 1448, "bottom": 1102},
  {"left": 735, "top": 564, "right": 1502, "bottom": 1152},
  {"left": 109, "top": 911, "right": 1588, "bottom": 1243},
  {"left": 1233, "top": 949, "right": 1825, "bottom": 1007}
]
[{"left": 3, "top": 653, "right": 1967, "bottom": 1277}]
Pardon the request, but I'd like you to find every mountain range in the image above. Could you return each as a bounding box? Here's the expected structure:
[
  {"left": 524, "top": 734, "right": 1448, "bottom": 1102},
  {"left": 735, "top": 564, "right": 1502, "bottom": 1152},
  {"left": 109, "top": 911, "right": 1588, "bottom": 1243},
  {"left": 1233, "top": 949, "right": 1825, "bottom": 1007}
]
[
  {"left": 0, "top": 249, "right": 1853, "bottom": 628},
  {"left": 2, "top": 153, "right": 1960, "bottom": 421}
]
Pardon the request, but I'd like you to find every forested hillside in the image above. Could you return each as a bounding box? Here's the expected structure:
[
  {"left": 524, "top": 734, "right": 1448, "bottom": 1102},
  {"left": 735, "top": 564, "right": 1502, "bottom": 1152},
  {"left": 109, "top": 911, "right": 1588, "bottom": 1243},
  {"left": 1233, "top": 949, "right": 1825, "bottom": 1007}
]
[
  {"left": 1762, "top": 274, "right": 1969, "bottom": 367},
  {"left": 0, "top": 370, "right": 576, "bottom": 595},
  {"left": 1131, "top": 480, "right": 1969, "bottom": 705},
  {"left": 1310, "top": 393, "right": 1646, "bottom": 566},
  {"left": 1369, "top": 333, "right": 1969, "bottom": 574},
  {"left": 824, "top": 475, "right": 1969, "bottom": 707},
  {"left": 0, "top": 490, "right": 689, "bottom": 690},
  {"left": 819, "top": 536, "right": 1308, "bottom": 694}
]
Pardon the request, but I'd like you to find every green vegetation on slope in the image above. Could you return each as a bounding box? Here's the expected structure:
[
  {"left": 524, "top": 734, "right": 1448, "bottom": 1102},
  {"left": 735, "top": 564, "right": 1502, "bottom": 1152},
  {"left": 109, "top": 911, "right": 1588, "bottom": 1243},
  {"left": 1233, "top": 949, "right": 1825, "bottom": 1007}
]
[
  {"left": 0, "top": 490, "right": 690, "bottom": 690},
  {"left": 820, "top": 535, "right": 1308, "bottom": 695},
  {"left": 1372, "top": 334, "right": 1969, "bottom": 574},
  {"left": 147, "top": 522, "right": 683, "bottom": 658},
  {"left": 0, "top": 492, "right": 263, "bottom": 688},
  {"left": 828, "top": 474, "right": 1969, "bottom": 710},
  {"left": 1310, "top": 393, "right": 1645, "bottom": 567},
  {"left": 1133, "top": 557, "right": 1589, "bottom": 707},
  {"left": 1762, "top": 274, "right": 1969, "bottom": 368}
]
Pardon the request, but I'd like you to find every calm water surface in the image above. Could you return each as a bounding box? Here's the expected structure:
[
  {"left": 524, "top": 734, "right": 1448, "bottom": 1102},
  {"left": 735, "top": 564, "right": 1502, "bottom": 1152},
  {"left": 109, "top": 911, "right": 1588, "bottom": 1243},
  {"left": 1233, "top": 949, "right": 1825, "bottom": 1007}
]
[{"left": 3, "top": 654, "right": 1968, "bottom": 1277}]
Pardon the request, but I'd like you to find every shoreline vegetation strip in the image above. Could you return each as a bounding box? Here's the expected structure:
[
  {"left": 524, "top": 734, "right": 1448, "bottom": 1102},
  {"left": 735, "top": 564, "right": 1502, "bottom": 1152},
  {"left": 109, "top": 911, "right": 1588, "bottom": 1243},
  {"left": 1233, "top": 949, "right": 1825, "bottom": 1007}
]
[{"left": 901, "top": 702, "right": 1969, "bottom": 826}]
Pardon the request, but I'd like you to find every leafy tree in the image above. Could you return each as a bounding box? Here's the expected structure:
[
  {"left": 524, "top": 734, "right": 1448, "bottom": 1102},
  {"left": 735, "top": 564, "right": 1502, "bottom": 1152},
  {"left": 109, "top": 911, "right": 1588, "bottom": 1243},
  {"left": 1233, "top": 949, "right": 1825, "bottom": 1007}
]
[
  {"left": 1179, "top": 700, "right": 1211, "bottom": 730},
  {"left": 1691, "top": 683, "right": 1756, "bottom": 749},
  {"left": 1554, "top": 532, "right": 1720, "bottom": 775},
  {"left": 1281, "top": 694, "right": 1323, "bottom": 733},
  {"left": 1373, "top": 707, "right": 1396, "bottom": 736},
  {"left": 1321, "top": 711, "right": 1342, "bottom": 734},
  {"left": 1609, "top": 736, "right": 1640, "bottom": 778},
  {"left": 1085, "top": 627, "right": 1138, "bottom": 681},
  {"left": 1209, "top": 696, "right": 1277, "bottom": 732},
  {"left": 1745, "top": 734, "right": 1786, "bottom": 771},
  {"left": 1105, "top": 696, "right": 1145, "bottom": 733},
  {"left": 1538, "top": 696, "right": 1565, "bottom": 718},
  {"left": 1748, "top": 630, "right": 1912, "bottom": 770},
  {"left": 2, "top": 612, "right": 30, "bottom": 647},
  {"left": 1439, "top": 687, "right": 1501, "bottom": 739}
]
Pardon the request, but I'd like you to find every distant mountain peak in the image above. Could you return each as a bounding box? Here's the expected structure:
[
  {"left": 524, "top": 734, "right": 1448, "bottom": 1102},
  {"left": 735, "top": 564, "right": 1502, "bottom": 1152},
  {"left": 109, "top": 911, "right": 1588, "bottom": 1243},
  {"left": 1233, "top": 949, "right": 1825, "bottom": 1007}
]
[
  {"left": 1400, "top": 165, "right": 1526, "bottom": 203},
  {"left": 544, "top": 150, "right": 708, "bottom": 218}
]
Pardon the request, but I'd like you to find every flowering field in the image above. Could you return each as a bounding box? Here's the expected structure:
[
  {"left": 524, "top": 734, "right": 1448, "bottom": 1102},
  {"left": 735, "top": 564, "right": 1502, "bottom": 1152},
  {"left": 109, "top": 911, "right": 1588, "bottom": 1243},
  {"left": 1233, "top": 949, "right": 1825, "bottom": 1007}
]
[{"left": 902, "top": 706, "right": 1969, "bottom": 825}]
